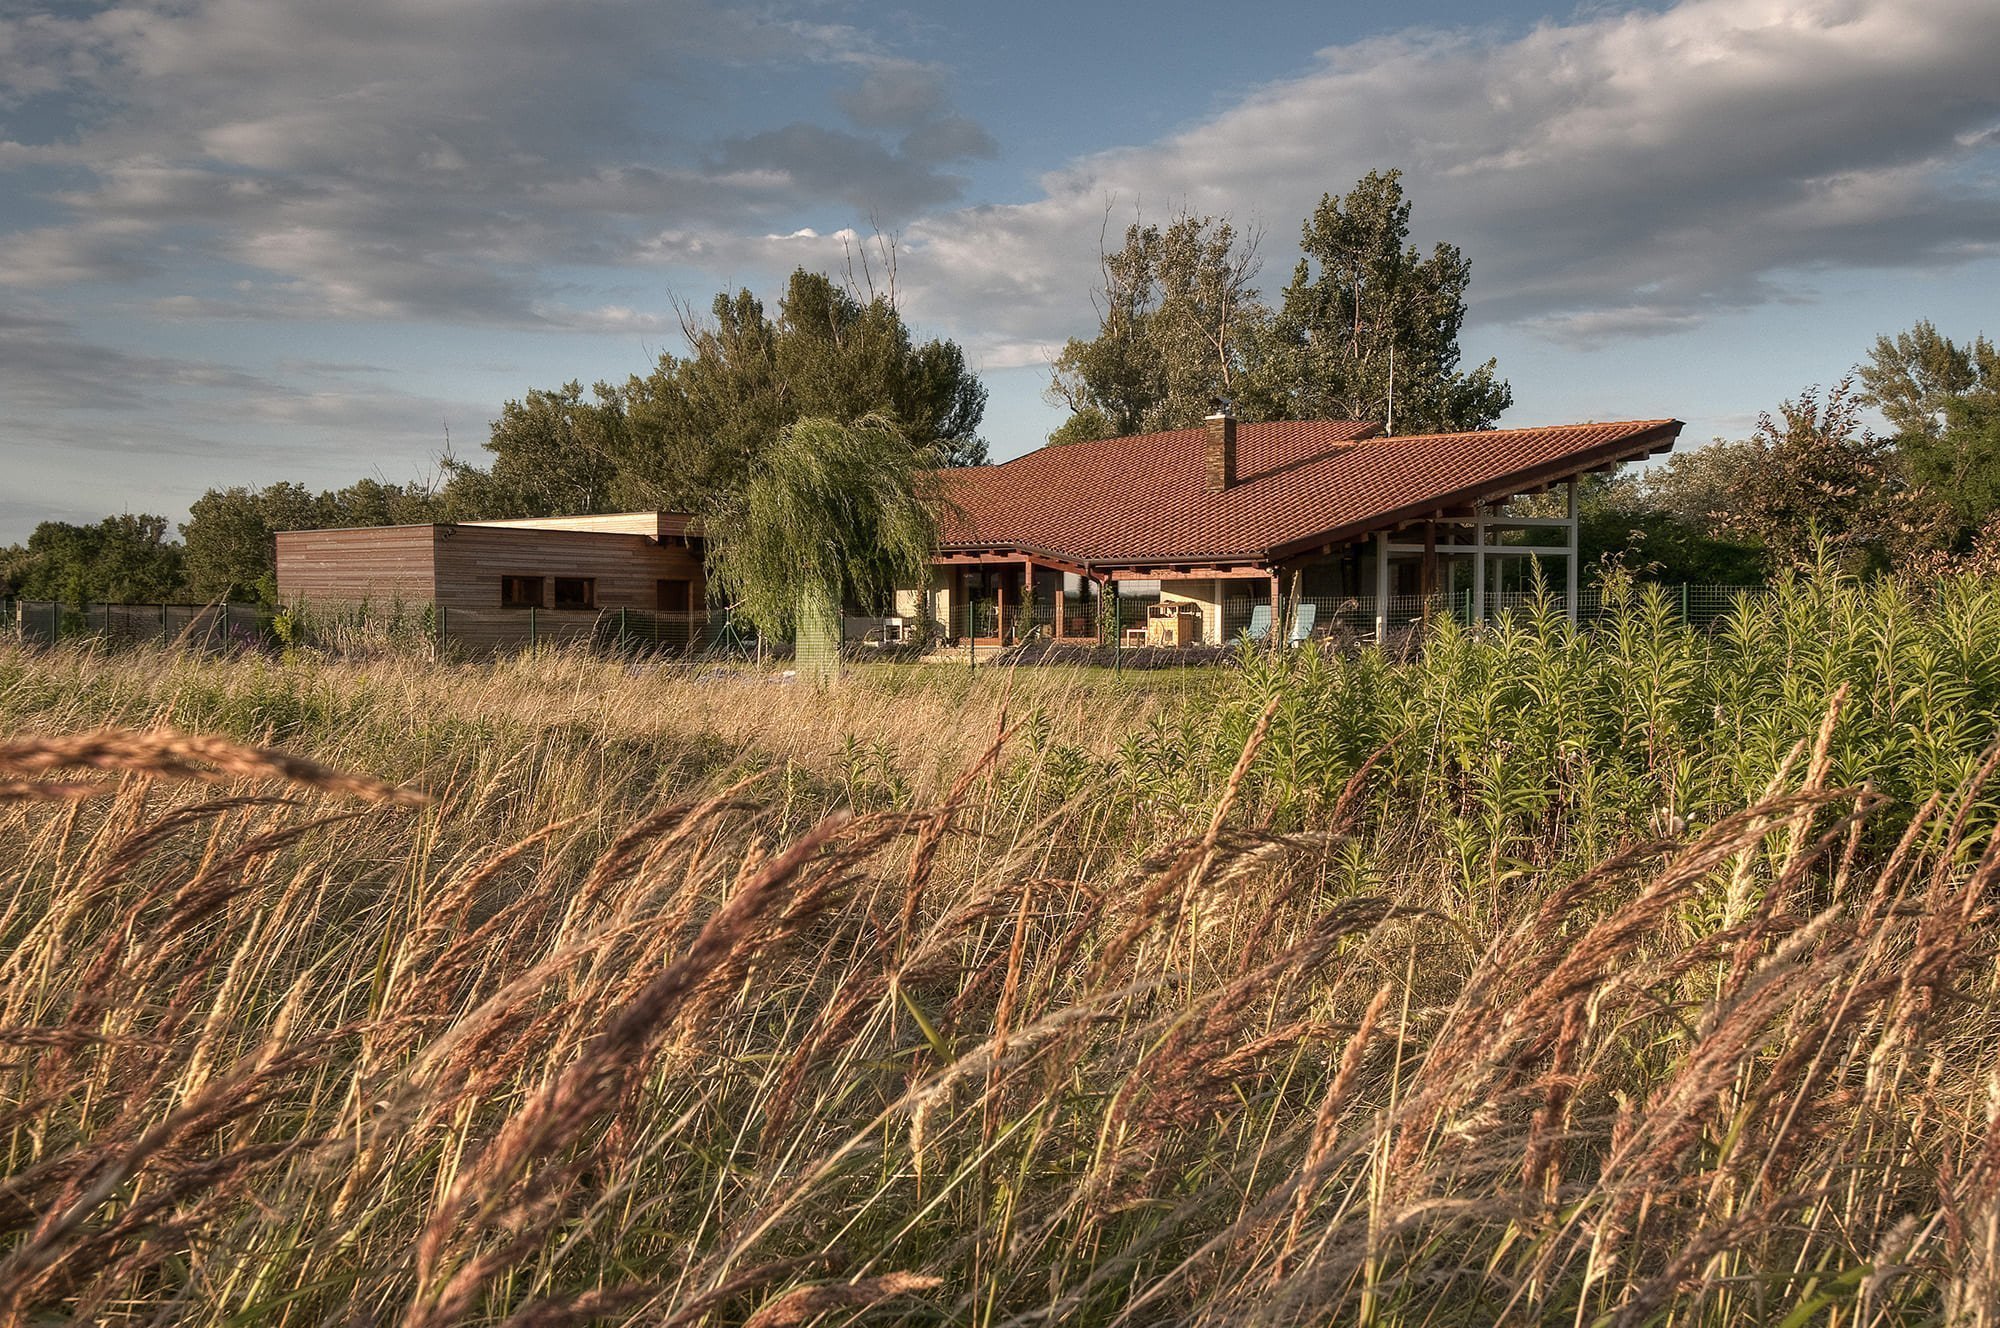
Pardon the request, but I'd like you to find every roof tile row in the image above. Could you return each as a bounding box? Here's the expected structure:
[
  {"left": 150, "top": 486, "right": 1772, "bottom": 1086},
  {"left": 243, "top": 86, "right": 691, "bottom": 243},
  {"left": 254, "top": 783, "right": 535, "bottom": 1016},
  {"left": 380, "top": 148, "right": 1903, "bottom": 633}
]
[{"left": 938, "top": 417, "right": 1681, "bottom": 565}]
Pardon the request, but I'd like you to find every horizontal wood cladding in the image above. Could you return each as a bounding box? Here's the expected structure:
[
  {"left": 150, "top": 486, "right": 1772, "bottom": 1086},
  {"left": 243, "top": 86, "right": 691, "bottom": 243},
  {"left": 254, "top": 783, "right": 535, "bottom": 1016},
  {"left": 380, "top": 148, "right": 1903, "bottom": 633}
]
[
  {"left": 434, "top": 525, "right": 707, "bottom": 652},
  {"left": 277, "top": 526, "right": 438, "bottom": 605},
  {"left": 277, "top": 523, "right": 709, "bottom": 652}
]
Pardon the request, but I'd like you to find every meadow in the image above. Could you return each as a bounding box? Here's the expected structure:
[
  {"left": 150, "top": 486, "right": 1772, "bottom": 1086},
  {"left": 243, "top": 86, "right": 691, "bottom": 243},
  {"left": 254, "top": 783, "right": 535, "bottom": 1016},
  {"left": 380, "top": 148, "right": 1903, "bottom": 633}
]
[{"left": 3, "top": 569, "right": 1999, "bottom": 1326}]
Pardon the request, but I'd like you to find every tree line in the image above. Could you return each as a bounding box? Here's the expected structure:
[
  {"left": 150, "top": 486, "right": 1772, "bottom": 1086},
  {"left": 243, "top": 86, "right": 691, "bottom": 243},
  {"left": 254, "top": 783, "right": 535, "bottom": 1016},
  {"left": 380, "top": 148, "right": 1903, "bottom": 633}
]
[
  {"left": 1, "top": 267, "right": 988, "bottom": 605},
  {"left": 1581, "top": 324, "right": 2000, "bottom": 580},
  {"left": 4, "top": 168, "right": 1996, "bottom": 610}
]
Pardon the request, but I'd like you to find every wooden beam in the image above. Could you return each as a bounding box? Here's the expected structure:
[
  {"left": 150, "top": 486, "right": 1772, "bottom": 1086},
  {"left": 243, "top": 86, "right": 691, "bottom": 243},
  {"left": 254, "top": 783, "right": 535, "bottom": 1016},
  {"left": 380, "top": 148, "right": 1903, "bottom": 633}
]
[
  {"left": 1477, "top": 515, "right": 1578, "bottom": 529},
  {"left": 1106, "top": 565, "right": 1273, "bottom": 581},
  {"left": 1388, "top": 543, "right": 1573, "bottom": 557}
]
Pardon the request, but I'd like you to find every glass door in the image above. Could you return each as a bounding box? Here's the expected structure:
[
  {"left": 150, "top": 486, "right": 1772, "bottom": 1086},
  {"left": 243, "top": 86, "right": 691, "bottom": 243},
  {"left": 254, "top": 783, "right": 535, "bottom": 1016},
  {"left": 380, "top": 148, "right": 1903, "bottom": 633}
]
[{"left": 961, "top": 566, "right": 1018, "bottom": 640}]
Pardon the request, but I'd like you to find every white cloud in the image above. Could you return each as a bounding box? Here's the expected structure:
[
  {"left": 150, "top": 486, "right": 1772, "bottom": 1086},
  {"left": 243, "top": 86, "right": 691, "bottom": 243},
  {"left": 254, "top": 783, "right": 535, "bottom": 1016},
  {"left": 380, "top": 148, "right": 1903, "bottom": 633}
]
[
  {"left": 0, "top": 0, "right": 1000, "bottom": 322},
  {"left": 885, "top": 0, "right": 2000, "bottom": 359},
  {"left": 3, "top": 0, "right": 1997, "bottom": 530}
]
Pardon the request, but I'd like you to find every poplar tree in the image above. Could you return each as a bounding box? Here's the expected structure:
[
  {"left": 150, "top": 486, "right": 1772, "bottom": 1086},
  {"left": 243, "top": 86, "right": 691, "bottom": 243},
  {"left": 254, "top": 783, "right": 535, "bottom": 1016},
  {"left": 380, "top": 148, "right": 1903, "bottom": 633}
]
[
  {"left": 1045, "top": 212, "right": 1265, "bottom": 444},
  {"left": 1046, "top": 173, "right": 1513, "bottom": 445},
  {"left": 1252, "top": 170, "right": 1510, "bottom": 434},
  {"left": 1858, "top": 321, "right": 2000, "bottom": 536}
]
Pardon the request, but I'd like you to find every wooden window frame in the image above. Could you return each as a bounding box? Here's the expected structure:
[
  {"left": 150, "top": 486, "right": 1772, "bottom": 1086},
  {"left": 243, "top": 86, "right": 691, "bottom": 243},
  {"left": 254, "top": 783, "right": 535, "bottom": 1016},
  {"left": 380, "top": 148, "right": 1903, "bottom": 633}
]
[
  {"left": 552, "top": 577, "right": 597, "bottom": 611},
  {"left": 501, "top": 575, "right": 544, "bottom": 609},
  {"left": 656, "top": 578, "right": 692, "bottom": 613}
]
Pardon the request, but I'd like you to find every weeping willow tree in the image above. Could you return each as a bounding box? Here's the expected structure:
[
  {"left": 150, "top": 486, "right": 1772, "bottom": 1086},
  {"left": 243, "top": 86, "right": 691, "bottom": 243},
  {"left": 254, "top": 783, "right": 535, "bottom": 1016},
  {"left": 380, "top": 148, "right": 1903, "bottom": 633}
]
[{"left": 704, "top": 414, "right": 945, "bottom": 682}]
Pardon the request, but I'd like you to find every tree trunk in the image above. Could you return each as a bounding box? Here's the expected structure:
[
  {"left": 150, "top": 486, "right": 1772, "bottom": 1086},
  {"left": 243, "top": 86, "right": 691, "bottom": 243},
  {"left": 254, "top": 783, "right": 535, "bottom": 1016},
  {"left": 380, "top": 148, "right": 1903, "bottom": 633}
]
[{"left": 795, "top": 582, "right": 842, "bottom": 685}]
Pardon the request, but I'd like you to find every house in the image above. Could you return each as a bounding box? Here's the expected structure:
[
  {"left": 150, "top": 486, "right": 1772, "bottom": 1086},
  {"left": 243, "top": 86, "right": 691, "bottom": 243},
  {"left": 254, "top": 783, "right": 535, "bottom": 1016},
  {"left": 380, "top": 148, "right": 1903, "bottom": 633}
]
[
  {"left": 276, "top": 410, "right": 1683, "bottom": 653},
  {"left": 867, "top": 410, "right": 1683, "bottom": 646},
  {"left": 275, "top": 511, "right": 707, "bottom": 653}
]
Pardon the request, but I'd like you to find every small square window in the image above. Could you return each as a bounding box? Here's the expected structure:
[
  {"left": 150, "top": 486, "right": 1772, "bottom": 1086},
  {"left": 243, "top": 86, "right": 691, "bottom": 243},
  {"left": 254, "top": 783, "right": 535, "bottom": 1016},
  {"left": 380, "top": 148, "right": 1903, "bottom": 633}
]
[
  {"left": 656, "top": 578, "right": 691, "bottom": 613},
  {"left": 501, "top": 575, "right": 543, "bottom": 608},
  {"left": 553, "top": 577, "right": 596, "bottom": 610}
]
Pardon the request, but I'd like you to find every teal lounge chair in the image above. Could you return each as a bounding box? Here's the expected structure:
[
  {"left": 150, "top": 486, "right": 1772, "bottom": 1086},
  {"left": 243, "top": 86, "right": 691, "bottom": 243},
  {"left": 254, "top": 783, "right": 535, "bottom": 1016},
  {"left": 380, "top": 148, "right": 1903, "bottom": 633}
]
[
  {"left": 1241, "top": 604, "right": 1274, "bottom": 642},
  {"left": 1288, "top": 602, "right": 1318, "bottom": 644}
]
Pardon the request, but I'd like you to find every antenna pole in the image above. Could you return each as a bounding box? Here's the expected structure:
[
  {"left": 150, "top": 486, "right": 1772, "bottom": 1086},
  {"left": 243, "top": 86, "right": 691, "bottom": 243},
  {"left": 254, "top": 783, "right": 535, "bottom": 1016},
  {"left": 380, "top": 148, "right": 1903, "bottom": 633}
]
[{"left": 1387, "top": 339, "right": 1395, "bottom": 435}]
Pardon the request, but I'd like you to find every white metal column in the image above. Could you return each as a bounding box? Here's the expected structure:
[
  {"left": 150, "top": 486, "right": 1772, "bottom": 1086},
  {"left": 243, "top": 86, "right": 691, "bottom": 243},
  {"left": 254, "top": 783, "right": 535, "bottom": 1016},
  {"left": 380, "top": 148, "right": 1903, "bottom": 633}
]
[
  {"left": 1565, "top": 479, "right": 1579, "bottom": 626},
  {"left": 1472, "top": 503, "right": 1487, "bottom": 627},
  {"left": 1374, "top": 530, "right": 1390, "bottom": 640}
]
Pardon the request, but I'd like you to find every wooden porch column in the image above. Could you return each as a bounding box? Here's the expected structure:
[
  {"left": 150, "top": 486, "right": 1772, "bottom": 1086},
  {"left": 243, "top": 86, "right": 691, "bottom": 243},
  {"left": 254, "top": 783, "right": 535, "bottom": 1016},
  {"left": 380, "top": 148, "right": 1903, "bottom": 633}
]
[
  {"left": 1565, "top": 479, "right": 1580, "bottom": 626},
  {"left": 1024, "top": 559, "right": 1034, "bottom": 639},
  {"left": 1473, "top": 502, "right": 1488, "bottom": 627},
  {"left": 1421, "top": 520, "right": 1438, "bottom": 602},
  {"left": 1373, "top": 530, "right": 1390, "bottom": 640}
]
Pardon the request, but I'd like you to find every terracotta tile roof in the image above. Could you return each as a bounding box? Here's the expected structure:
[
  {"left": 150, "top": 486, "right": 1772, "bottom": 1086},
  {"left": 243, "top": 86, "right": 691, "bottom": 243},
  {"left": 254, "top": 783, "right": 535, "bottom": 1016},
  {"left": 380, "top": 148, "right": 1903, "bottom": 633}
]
[{"left": 938, "top": 417, "right": 1682, "bottom": 566}]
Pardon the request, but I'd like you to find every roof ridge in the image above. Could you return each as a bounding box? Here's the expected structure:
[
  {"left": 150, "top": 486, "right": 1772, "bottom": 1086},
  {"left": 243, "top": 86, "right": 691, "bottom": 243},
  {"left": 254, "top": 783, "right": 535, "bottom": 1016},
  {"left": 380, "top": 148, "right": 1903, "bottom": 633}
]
[
  {"left": 983, "top": 416, "right": 1384, "bottom": 470},
  {"left": 1369, "top": 417, "right": 1680, "bottom": 443}
]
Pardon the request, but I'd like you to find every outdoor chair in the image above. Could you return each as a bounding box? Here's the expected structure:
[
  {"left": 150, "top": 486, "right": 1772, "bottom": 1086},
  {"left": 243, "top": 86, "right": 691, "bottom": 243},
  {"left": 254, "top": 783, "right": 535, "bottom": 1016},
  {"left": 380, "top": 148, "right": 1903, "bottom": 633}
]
[
  {"left": 1288, "top": 602, "right": 1318, "bottom": 645},
  {"left": 1241, "top": 604, "right": 1274, "bottom": 643}
]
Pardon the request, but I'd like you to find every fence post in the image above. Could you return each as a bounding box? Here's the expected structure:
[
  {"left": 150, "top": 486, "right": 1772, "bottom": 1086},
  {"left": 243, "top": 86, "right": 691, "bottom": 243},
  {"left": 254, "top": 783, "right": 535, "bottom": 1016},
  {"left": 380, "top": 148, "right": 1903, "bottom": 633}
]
[
  {"left": 437, "top": 604, "right": 447, "bottom": 656},
  {"left": 966, "top": 603, "right": 974, "bottom": 671},
  {"left": 221, "top": 602, "right": 230, "bottom": 648},
  {"left": 161, "top": 603, "right": 169, "bottom": 648},
  {"left": 529, "top": 605, "right": 537, "bottom": 650},
  {"left": 618, "top": 606, "right": 627, "bottom": 652},
  {"left": 1680, "top": 583, "right": 1690, "bottom": 621},
  {"left": 1114, "top": 594, "right": 1123, "bottom": 677}
]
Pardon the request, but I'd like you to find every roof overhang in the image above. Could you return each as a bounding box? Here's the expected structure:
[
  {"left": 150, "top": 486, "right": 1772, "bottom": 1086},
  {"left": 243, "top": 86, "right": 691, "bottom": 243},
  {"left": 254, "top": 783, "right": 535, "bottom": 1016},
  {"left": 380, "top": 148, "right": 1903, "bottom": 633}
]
[{"left": 1266, "top": 420, "right": 1682, "bottom": 561}]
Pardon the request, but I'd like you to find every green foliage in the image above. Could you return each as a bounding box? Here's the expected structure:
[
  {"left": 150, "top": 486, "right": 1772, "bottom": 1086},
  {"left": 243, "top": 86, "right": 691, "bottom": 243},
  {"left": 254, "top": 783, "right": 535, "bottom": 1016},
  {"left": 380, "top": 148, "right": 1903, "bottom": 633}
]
[
  {"left": 182, "top": 479, "right": 441, "bottom": 604},
  {"left": 440, "top": 380, "right": 624, "bottom": 519},
  {"left": 1047, "top": 172, "right": 1512, "bottom": 444},
  {"left": 2, "top": 514, "right": 185, "bottom": 605},
  {"left": 1104, "top": 564, "right": 2000, "bottom": 891},
  {"left": 702, "top": 414, "right": 943, "bottom": 676},
  {"left": 1250, "top": 168, "right": 1513, "bottom": 433},
  {"left": 1046, "top": 212, "right": 1266, "bottom": 440},
  {"left": 1642, "top": 379, "right": 1946, "bottom": 575},
  {"left": 1857, "top": 318, "right": 1999, "bottom": 443},
  {"left": 614, "top": 269, "right": 987, "bottom": 512},
  {"left": 1576, "top": 469, "right": 1765, "bottom": 582},
  {"left": 1859, "top": 321, "right": 2000, "bottom": 539}
]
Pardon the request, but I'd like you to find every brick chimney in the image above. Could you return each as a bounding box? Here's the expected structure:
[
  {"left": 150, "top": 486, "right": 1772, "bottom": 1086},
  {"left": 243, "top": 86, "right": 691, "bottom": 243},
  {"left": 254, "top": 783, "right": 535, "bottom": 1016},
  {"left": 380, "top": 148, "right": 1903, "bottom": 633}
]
[{"left": 1204, "top": 402, "right": 1237, "bottom": 491}]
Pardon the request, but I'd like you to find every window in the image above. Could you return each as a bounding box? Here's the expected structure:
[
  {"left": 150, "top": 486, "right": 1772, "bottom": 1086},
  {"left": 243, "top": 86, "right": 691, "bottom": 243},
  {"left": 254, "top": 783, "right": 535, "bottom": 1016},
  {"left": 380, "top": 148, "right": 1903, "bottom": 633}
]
[
  {"left": 553, "top": 577, "right": 596, "bottom": 610},
  {"left": 501, "top": 575, "right": 543, "bottom": 608},
  {"left": 656, "top": 578, "right": 691, "bottom": 613}
]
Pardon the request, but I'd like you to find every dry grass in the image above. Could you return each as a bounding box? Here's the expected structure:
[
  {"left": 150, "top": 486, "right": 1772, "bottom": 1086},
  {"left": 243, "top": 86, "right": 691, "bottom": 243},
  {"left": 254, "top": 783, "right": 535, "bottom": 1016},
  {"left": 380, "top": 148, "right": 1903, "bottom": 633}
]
[{"left": 3, "top": 608, "right": 1999, "bottom": 1326}]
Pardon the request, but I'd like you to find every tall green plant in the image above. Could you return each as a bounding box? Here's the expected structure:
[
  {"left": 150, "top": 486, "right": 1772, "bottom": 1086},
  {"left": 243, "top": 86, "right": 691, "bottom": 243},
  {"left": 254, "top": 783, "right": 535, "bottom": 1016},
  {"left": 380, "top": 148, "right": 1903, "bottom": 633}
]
[{"left": 703, "top": 414, "right": 944, "bottom": 682}]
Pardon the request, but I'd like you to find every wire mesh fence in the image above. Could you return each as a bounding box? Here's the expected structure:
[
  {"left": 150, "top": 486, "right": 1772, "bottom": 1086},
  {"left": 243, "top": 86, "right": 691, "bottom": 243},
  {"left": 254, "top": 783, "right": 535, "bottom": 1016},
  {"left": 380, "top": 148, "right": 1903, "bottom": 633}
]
[
  {"left": 2, "top": 584, "right": 1763, "bottom": 665},
  {"left": 2, "top": 599, "right": 276, "bottom": 651}
]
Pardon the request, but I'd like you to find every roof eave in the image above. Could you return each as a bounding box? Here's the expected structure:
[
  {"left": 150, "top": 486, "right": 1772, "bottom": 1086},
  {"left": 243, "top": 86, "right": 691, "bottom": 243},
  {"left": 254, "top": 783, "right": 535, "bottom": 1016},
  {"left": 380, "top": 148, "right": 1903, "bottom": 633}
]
[{"left": 1265, "top": 420, "right": 1684, "bottom": 561}]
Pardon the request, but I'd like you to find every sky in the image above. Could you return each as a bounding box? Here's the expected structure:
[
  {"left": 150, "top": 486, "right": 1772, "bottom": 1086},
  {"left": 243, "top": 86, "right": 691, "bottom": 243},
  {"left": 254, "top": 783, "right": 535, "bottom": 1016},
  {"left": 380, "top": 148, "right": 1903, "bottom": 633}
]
[{"left": 2, "top": 0, "right": 1997, "bottom": 542}]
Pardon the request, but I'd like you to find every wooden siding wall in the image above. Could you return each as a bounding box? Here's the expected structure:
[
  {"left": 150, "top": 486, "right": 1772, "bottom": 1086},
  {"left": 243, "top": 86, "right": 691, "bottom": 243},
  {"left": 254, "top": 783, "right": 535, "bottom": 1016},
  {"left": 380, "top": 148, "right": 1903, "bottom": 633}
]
[
  {"left": 433, "top": 526, "right": 706, "bottom": 653},
  {"left": 276, "top": 524, "right": 708, "bottom": 655},
  {"left": 276, "top": 526, "right": 439, "bottom": 605}
]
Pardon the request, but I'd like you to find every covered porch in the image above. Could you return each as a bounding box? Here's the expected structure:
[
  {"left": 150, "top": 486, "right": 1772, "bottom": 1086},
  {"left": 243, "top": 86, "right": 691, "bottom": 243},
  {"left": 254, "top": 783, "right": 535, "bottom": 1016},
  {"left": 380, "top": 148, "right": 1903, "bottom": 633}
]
[
  {"left": 930, "top": 552, "right": 1106, "bottom": 645},
  {"left": 917, "top": 477, "right": 1585, "bottom": 649},
  {"left": 1277, "top": 479, "right": 1586, "bottom": 640}
]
